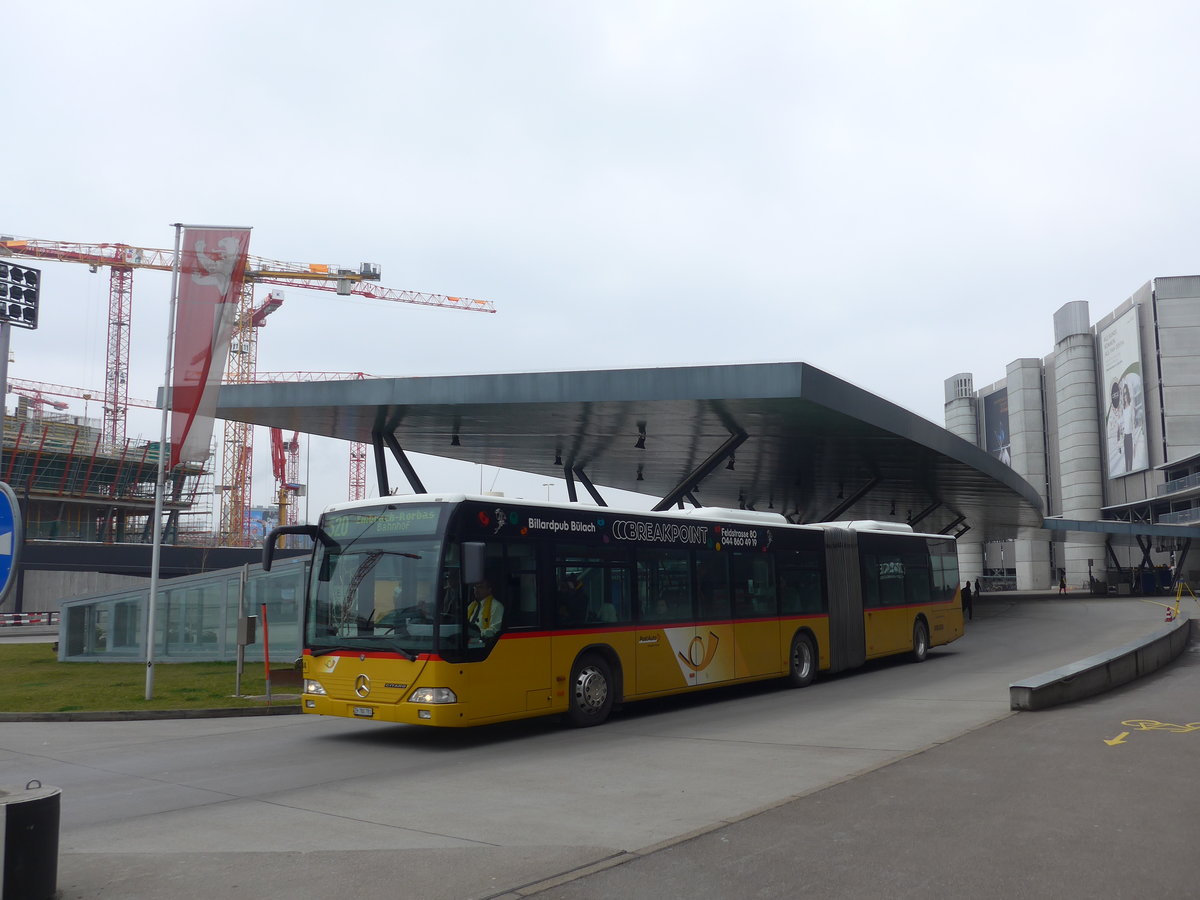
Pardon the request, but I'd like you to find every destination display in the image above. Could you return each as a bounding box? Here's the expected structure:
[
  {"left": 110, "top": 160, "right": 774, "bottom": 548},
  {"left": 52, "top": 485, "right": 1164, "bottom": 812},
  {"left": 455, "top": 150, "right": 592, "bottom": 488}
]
[
  {"left": 324, "top": 505, "right": 442, "bottom": 539},
  {"left": 462, "top": 502, "right": 779, "bottom": 552}
]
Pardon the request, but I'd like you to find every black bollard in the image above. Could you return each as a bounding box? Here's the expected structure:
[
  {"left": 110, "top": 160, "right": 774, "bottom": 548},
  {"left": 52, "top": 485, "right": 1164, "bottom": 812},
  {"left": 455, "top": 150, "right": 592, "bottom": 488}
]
[{"left": 1, "top": 781, "right": 60, "bottom": 900}]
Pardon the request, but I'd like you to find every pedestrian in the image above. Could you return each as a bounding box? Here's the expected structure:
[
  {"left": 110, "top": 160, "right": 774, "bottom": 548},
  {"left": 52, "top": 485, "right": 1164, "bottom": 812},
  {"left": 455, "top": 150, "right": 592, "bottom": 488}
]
[
  {"left": 1059, "top": 575, "right": 1067, "bottom": 596},
  {"left": 962, "top": 580, "right": 973, "bottom": 620},
  {"left": 974, "top": 578, "right": 981, "bottom": 597}
]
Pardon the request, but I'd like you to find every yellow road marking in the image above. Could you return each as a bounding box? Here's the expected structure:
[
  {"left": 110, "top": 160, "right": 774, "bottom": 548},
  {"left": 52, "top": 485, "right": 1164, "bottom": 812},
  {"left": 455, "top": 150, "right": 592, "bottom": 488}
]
[
  {"left": 1122, "top": 719, "right": 1200, "bottom": 733},
  {"left": 1104, "top": 720, "right": 1200, "bottom": 746}
]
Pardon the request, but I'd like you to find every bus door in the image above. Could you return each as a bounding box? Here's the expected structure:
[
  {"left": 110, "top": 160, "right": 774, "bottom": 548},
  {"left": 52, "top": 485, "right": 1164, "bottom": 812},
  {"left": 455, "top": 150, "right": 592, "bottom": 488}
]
[
  {"left": 730, "top": 552, "right": 780, "bottom": 678},
  {"left": 824, "top": 528, "right": 866, "bottom": 674},
  {"left": 635, "top": 550, "right": 694, "bottom": 695},
  {"left": 465, "top": 542, "right": 552, "bottom": 720},
  {"left": 694, "top": 549, "right": 747, "bottom": 683},
  {"left": 857, "top": 534, "right": 932, "bottom": 658},
  {"left": 551, "top": 544, "right": 636, "bottom": 696}
]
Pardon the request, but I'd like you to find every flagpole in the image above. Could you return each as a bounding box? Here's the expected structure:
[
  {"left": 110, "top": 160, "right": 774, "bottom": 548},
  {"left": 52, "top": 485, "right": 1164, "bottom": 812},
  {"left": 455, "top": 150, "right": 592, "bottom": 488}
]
[{"left": 146, "top": 223, "right": 184, "bottom": 700}]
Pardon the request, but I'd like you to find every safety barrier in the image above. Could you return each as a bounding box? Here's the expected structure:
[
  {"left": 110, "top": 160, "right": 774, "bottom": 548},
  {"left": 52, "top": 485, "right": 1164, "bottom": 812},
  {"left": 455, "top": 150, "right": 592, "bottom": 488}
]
[
  {"left": 1009, "top": 615, "right": 1192, "bottom": 710},
  {"left": 0, "top": 611, "right": 60, "bottom": 627}
]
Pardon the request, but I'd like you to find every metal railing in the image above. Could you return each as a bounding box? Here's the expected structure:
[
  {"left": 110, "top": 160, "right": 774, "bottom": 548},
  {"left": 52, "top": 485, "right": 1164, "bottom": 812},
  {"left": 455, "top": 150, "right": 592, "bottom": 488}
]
[
  {"left": 1158, "top": 507, "right": 1200, "bottom": 525},
  {"left": 1157, "top": 471, "right": 1200, "bottom": 497},
  {"left": 0, "top": 611, "right": 60, "bottom": 627}
]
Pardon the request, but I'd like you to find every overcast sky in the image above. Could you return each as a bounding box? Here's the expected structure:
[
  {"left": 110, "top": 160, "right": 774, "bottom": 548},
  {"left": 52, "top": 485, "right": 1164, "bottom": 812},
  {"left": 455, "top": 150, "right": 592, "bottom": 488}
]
[{"left": 7, "top": 1, "right": 1200, "bottom": 522}]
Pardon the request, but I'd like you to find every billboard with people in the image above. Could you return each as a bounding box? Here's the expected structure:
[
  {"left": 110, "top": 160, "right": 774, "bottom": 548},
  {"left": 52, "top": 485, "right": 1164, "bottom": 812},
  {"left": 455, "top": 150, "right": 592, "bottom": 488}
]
[
  {"left": 983, "top": 388, "right": 1011, "bottom": 467},
  {"left": 1100, "top": 307, "right": 1148, "bottom": 477}
]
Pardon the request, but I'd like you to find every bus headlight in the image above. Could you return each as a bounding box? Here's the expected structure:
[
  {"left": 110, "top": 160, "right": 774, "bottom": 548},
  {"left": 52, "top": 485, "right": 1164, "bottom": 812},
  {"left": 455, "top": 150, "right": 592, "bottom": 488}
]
[
  {"left": 303, "top": 679, "right": 328, "bottom": 696},
  {"left": 407, "top": 687, "right": 457, "bottom": 704}
]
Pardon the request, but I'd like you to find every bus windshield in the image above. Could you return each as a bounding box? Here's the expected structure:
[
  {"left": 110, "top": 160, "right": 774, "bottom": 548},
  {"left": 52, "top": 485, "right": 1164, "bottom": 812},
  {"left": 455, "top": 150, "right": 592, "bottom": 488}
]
[{"left": 307, "top": 504, "right": 447, "bottom": 658}]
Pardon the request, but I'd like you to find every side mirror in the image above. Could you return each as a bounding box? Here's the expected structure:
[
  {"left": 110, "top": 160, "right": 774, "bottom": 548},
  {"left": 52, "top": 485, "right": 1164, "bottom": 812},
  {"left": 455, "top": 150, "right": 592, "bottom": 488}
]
[
  {"left": 463, "top": 542, "right": 486, "bottom": 584},
  {"left": 263, "top": 524, "right": 321, "bottom": 571}
]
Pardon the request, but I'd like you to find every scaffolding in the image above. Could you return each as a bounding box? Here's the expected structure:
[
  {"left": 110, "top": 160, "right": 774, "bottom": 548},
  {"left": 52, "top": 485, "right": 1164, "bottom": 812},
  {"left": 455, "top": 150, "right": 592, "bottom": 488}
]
[{"left": 2, "top": 403, "right": 212, "bottom": 544}]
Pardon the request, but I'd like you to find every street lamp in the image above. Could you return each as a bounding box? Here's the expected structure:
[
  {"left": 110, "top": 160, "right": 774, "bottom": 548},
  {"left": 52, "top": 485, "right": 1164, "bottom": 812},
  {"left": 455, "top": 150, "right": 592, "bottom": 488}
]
[{"left": 543, "top": 482, "right": 553, "bottom": 501}]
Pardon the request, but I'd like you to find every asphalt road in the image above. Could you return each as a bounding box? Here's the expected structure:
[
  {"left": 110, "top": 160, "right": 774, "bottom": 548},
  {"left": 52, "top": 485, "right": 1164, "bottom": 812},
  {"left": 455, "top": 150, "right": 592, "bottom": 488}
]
[
  {"left": 533, "top": 619, "right": 1200, "bottom": 899},
  {"left": 0, "top": 595, "right": 1190, "bottom": 899}
]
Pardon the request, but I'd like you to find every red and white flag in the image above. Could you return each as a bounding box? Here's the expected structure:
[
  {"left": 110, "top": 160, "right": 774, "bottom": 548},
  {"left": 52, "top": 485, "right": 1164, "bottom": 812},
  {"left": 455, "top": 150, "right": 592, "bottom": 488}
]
[{"left": 169, "top": 226, "right": 251, "bottom": 469}]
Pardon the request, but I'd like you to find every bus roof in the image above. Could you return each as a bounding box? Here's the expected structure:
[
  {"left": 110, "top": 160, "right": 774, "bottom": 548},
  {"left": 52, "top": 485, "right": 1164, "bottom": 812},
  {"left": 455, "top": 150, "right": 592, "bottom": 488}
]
[{"left": 320, "top": 494, "right": 955, "bottom": 540}]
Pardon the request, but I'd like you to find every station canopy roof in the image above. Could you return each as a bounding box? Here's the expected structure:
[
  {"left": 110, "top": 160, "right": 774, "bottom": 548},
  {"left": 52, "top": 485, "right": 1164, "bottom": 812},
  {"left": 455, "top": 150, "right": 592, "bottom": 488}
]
[{"left": 216, "top": 361, "right": 1047, "bottom": 537}]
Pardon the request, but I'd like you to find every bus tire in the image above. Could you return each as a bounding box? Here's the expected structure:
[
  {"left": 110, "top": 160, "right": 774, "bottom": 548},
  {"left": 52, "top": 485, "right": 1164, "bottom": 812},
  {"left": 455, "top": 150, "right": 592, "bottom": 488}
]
[
  {"left": 566, "top": 653, "right": 614, "bottom": 727},
  {"left": 787, "top": 631, "right": 817, "bottom": 688},
  {"left": 911, "top": 618, "right": 929, "bottom": 663}
]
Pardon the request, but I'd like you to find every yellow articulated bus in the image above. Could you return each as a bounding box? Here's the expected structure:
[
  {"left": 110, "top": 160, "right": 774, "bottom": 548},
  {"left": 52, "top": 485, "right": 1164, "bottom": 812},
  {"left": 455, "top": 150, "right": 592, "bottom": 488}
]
[{"left": 264, "top": 494, "right": 963, "bottom": 728}]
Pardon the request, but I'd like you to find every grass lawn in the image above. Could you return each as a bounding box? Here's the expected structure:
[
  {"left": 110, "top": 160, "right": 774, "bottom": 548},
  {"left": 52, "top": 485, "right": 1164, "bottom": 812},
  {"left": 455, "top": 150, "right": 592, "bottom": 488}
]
[{"left": 0, "top": 643, "right": 295, "bottom": 713}]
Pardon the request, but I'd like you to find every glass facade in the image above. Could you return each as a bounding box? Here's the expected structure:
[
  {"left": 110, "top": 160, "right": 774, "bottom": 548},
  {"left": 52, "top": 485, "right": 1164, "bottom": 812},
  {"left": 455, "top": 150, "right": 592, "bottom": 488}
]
[{"left": 58, "top": 556, "right": 308, "bottom": 663}]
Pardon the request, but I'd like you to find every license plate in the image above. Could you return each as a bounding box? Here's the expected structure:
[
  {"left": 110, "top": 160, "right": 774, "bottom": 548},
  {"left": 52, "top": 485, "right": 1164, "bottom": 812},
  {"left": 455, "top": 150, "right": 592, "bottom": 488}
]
[{"left": 353, "top": 706, "right": 375, "bottom": 717}]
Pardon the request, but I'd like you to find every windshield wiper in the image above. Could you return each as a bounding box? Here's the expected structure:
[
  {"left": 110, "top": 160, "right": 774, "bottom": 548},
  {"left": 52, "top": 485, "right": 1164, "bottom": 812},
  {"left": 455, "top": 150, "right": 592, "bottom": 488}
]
[
  {"left": 310, "top": 641, "right": 417, "bottom": 662},
  {"left": 311, "top": 645, "right": 363, "bottom": 657}
]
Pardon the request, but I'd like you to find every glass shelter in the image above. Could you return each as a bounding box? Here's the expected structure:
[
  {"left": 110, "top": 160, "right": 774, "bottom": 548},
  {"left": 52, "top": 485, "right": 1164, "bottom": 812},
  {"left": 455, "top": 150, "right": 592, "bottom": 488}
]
[{"left": 58, "top": 556, "right": 308, "bottom": 663}]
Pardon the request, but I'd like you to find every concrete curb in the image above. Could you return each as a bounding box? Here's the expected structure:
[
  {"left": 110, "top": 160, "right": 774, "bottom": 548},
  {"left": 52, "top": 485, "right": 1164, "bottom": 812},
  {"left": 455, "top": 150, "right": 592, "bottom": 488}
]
[
  {"left": 0, "top": 704, "right": 303, "bottom": 723},
  {"left": 1009, "top": 614, "right": 1192, "bottom": 710}
]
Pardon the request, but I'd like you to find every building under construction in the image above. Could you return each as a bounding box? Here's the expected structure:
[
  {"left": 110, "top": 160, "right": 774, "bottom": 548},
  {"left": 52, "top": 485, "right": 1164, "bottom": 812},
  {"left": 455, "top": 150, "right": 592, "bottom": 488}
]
[
  {"left": 4, "top": 398, "right": 211, "bottom": 545},
  {"left": 1, "top": 396, "right": 281, "bottom": 616}
]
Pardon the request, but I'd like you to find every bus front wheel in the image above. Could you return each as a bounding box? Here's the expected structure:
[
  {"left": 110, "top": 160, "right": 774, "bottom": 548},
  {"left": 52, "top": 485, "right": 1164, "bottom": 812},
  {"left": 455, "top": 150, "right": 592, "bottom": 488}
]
[
  {"left": 566, "top": 653, "right": 614, "bottom": 727},
  {"left": 911, "top": 619, "right": 929, "bottom": 663},
  {"left": 787, "top": 632, "right": 816, "bottom": 688}
]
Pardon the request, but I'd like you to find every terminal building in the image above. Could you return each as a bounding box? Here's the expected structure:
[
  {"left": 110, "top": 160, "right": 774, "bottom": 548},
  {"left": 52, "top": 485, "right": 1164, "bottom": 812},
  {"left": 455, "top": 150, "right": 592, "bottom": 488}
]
[{"left": 945, "top": 275, "right": 1200, "bottom": 593}]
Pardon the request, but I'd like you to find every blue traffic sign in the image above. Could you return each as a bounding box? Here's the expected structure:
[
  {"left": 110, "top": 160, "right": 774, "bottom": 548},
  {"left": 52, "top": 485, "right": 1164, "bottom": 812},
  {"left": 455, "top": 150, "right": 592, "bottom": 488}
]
[{"left": 0, "top": 482, "right": 22, "bottom": 605}]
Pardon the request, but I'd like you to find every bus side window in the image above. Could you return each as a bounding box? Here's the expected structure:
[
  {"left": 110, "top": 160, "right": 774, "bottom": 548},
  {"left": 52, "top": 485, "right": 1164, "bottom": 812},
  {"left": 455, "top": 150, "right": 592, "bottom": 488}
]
[
  {"left": 504, "top": 543, "right": 539, "bottom": 628},
  {"left": 555, "top": 571, "right": 587, "bottom": 626},
  {"left": 732, "top": 553, "right": 775, "bottom": 618},
  {"left": 695, "top": 550, "right": 730, "bottom": 620},
  {"left": 904, "top": 553, "right": 932, "bottom": 605},
  {"left": 637, "top": 550, "right": 691, "bottom": 622},
  {"left": 860, "top": 553, "right": 883, "bottom": 609},
  {"left": 481, "top": 541, "right": 539, "bottom": 630},
  {"left": 601, "top": 568, "right": 630, "bottom": 622},
  {"left": 780, "top": 551, "right": 824, "bottom": 615}
]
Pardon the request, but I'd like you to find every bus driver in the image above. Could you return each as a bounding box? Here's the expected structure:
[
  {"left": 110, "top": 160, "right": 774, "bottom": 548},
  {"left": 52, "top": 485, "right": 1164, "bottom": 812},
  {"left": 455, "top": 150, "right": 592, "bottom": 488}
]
[{"left": 467, "top": 578, "right": 505, "bottom": 641}]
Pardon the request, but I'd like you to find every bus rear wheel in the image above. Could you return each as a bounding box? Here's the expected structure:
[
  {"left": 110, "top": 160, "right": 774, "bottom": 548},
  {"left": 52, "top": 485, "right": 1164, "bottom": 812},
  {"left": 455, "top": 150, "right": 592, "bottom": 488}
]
[
  {"left": 911, "top": 619, "right": 930, "bottom": 663},
  {"left": 787, "top": 632, "right": 816, "bottom": 687},
  {"left": 566, "top": 653, "right": 614, "bottom": 727}
]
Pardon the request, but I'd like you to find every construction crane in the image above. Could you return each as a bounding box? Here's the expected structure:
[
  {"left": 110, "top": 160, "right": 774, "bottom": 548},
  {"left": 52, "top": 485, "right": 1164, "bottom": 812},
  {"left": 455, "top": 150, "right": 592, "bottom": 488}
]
[
  {"left": 7, "top": 377, "right": 156, "bottom": 410},
  {"left": 0, "top": 234, "right": 496, "bottom": 546},
  {"left": 0, "top": 236, "right": 495, "bottom": 447},
  {"left": 269, "top": 427, "right": 301, "bottom": 533},
  {"left": 218, "top": 290, "right": 286, "bottom": 546},
  {"left": 257, "top": 371, "right": 370, "bottom": 503},
  {"left": 8, "top": 385, "right": 70, "bottom": 419}
]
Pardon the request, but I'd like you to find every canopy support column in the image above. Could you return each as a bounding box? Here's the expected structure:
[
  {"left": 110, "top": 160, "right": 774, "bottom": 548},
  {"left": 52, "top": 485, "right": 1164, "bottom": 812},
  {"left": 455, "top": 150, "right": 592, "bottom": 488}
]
[
  {"left": 819, "top": 476, "right": 881, "bottom": 523},
  {"left": 652, "top": 431, "right": 747, "bottom": 512},
  {"left": 572, "top": 466, "right": 607, "bottom": 506},
  {"left": 1135, "top": 535, "right": 1154, "bottom": 570},
  {"left": 1106, "top": 541, "right": 1124, "bottom": 577},
  {"left": 1172, "top": 539, "right": 1191, "bottom": 590},
  {"left": 382, "top": 431, "right": 427, "bottom": 494},
  {"left": 938, "top": 514, "right": 966, "bottom": 535},
  {"left": 908, "top": 501, "right": 942, "bottom": 528},
  {"left": 372, "top": 431, "right": 390, "bottom": 497}
]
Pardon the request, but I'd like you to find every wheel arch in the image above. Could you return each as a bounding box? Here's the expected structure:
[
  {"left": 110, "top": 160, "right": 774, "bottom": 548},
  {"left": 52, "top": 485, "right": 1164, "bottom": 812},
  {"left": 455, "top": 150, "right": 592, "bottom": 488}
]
[
  {"left": 789, "top": 625, "right": 821, "bottom": 670},
  {"left": 574, "top": 642, "right": 624, "bottom": 703}
]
